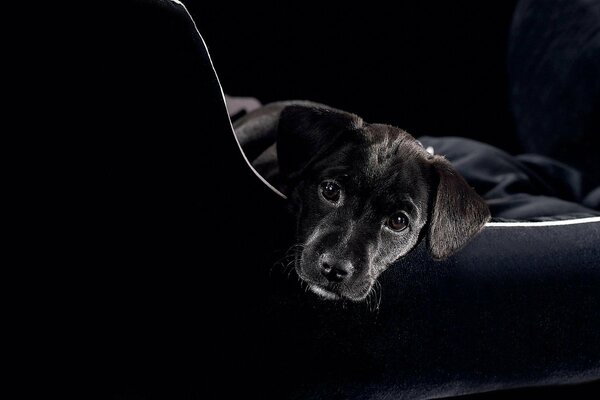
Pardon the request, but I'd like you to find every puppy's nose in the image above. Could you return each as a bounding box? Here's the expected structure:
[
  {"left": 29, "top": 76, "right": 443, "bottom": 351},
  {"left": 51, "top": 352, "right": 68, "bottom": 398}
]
[{"left": 320, "top": 254, "right": 353, "bottom": 283}]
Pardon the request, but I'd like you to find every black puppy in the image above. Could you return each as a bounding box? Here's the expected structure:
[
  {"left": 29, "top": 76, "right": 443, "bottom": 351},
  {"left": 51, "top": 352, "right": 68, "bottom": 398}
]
[{"left": 235, "top": 102, "right": 490, "bottom": 301}]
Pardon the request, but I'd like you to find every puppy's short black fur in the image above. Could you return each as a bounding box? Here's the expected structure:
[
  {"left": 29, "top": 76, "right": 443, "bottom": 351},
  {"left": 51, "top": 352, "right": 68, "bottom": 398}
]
[{"left": 235, "top": 101, "right": 490, "bottom": 301}]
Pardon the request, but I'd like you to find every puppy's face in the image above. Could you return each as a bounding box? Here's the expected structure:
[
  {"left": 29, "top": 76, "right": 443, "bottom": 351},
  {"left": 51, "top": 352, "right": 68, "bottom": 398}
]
[
  {"left": 292, "top": 127, "right": 432, "bottom": 301},
  {"left": 277, "top": 106, "right": 490, "bottom": 302}
]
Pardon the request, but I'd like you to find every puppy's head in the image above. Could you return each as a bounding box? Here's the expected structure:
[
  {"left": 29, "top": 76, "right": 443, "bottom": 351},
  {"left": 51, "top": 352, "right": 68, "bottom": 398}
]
[{"left": 278, "top": 105, "right": 490, "bottom": 301}]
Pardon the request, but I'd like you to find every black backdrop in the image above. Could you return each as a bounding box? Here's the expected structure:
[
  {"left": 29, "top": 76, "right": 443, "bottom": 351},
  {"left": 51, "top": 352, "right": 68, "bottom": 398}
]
[{"left": 187, "top": 1, "right": 521, "bottom": 154}]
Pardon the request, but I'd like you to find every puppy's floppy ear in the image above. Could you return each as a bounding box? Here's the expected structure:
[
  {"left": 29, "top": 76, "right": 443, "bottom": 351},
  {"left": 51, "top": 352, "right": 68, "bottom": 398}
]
[
  {"left": 277, "top": 105, "right": 362, "bottom": 184},
  {"left": 427, "top": 156, "right": 490, "bottom": 260}
]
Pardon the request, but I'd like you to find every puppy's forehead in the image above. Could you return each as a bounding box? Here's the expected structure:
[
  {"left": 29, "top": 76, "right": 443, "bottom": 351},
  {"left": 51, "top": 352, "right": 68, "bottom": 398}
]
[
  {"left": 313, "top": 123, "right": 432, "bottom": 191},
  {"left": 357, "top": 124, "right": 430, "bottom": 181}
]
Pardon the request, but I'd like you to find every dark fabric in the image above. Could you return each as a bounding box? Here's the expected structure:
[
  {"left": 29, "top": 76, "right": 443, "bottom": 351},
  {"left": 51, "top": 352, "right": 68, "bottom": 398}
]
[
  {"left": 586, "top": 187, "right": 600, "bottom": 209},
  {"left": 509, "top": 0, "right": 600, "bottom": 192},
  {"left": 419, "top": 136, "right": 600, "bottom": 219},
  {"left": 50, "top": 1, "right": 600, "bottom": 399},
  {"left": 266, "top": 224, "right": 600, "bottom": 399}
]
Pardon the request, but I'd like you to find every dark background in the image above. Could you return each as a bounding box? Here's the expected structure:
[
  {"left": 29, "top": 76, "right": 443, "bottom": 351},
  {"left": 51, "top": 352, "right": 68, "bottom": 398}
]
[{"left": 188, "top": 1, "right": 521, "bottom": 154}]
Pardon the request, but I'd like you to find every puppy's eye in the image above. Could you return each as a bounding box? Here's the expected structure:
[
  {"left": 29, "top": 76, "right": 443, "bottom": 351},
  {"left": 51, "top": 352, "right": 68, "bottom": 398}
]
[
  {"left": 387, "top": 212, "right": 409, "bottom": 231},
  {"left": 320, "top": 180, "right": 341, "bottom": 203}
]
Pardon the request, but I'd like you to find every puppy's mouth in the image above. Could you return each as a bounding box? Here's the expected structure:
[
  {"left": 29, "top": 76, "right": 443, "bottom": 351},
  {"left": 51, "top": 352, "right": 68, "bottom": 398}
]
[
  {"left": 297, "top": 269, "right": 343, "bottom": 300},
  {"left": 295, "top": 257, "right": 373, "bottom": 302},
  {"left": 309, "top": 284, "right": 341, "bottom": 300},
  {"left": 297, "top": 268, "right": 344, "bottom": 300}
]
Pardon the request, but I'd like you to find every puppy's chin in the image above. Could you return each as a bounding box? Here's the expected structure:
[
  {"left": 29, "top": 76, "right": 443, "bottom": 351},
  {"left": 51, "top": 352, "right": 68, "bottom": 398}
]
[
  {"left": 340, "top": 283, "right": 374, "bottom": 302},
  {"left": 309, "top": 284, "right": 341, "bottom": 300},
  {"left": 300, "top": 273, "right": 374, "bottom": 302},
  {"left": 308, "top": 283, "right": 372, "bottom": 302}
]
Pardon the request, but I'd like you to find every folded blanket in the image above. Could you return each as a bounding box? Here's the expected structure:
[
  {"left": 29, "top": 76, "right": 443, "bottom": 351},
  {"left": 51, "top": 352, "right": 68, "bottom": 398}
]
[{"left": 419, "top": 136, "right": 600, "bottom": 220}]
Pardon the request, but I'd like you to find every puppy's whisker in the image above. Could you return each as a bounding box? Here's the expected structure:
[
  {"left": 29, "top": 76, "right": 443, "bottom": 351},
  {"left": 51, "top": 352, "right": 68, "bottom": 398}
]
[
  {"left": 295, "top": 273, "right": 310, "bottom": 293},
  {"left": 286, "top": 265, "right": 297, "bottom": 280},
  {"left": 365, "top": 283, "right": 373, "bottom": 310},
  {"left": 366, "top": 280, "right": 382, "bottom": 313},
  {"left": 375, "top": 280, "right": 382, "bottom": 311},
  {"left": 270, "top": 243, "right": 305, "bottom": 279}
]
